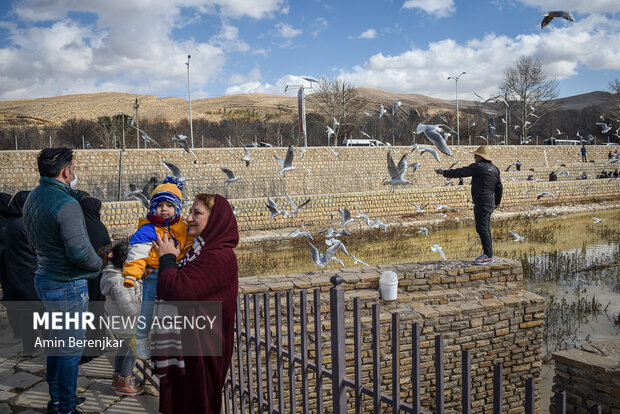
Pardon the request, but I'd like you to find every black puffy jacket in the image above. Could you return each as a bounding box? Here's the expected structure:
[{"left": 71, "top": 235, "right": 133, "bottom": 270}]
[{"left": 442, "top": 160, "right": 503, "bottom": 206}]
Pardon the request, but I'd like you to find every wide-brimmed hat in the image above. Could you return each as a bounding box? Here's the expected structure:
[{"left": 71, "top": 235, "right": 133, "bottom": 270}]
[{"left": 473, "top": 145, "right": 492, "bottom": 161}]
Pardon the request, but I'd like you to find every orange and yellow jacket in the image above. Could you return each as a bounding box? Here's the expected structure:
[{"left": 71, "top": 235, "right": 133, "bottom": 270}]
[{"left": 122, "top": 216, "right": 192, "bottom": 288}]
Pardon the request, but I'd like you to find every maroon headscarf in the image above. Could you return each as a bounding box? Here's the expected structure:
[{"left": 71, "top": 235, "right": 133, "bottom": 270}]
[{"left": 155, "top": 194, "right": 239, "bottom": 414}]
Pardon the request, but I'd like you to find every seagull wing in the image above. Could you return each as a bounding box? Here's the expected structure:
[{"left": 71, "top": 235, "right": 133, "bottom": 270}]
[
  {"left": 273, "top": 152, "right": 284, "bottom": 167},
  {"left": 396, "top": 153, "right": 409, "bottom": 177},
  {"left": 307, "top": 241, "right": 322, "bottom": 266},
  {"left": 221, "top": 168, "right": 236, "bottom": 180},
  {"left": 423, "top": 127, "right": 452, "bottom": 156},
  {"left": 161, "top": 160, "right": 182, "bottom": 178},
  {"left": 386, "top": 151, "right": 399, "bottom": 179},
  {"left": 285, "top": 192, "right": 297, "bottom": 211}
]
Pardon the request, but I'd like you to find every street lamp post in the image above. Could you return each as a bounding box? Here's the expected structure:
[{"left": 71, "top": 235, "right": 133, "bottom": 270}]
[
  {"left": 186, "top": 55, "right": 194, "bottom": 148},
  {"left": 447, "top": 72, "right": 467, "bottom": 146},
  {"left": 285, "top": 77, "right": 318, "bottom": 148}
]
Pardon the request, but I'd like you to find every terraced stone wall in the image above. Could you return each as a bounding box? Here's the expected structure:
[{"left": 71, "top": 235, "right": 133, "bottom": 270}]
[
  {"left": 232, "top": 258, "right": 544, "bottom": 413},
  {"left": 1, "top": 146, "right": 618, "bottom": 232}
]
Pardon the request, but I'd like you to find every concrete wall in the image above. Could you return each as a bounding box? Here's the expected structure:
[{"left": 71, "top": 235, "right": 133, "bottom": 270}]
[
  {"left": 551, "top": 340, "right": 620, "bottom": 413},
  {"left": 233, "top": 258, "right": 545, "bottom": 413},
  {"left": 1, "top": 146, "right": 618, "bottom": 232}
]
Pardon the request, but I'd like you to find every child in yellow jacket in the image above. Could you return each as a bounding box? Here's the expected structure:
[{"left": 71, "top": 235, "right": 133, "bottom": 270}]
[{"left": 123, "top": 177, "right": 192, "bottom": 360}]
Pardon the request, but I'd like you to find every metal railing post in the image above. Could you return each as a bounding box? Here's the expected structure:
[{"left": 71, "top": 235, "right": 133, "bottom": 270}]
[{"left": 330, "top": 276, "right": 347, "bottom": 414}]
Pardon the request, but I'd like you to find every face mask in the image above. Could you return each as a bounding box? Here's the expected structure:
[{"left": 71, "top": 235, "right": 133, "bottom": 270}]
[{"left": 67, "top": 168, "right": 78, "bottom": 188}]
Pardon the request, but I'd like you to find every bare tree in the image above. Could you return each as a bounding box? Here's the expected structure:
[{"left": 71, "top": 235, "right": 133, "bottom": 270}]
[
  {"left": 501, "top": 56, "right": 559, "bottom": 143},
  {"left": 310, "top": 78, "right": 366, "bottom": 145},
  {"left": 56, "top": 118, "right": 101, "bottom": 148}
]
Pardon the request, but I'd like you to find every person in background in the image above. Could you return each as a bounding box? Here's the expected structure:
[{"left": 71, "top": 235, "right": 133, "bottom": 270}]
[
  {"left": 2, "top": 191, "right": 43, "bottom": 354},
  {"left": 0, "top": 192, "right": 13, "bottom": 293},
  {"left": 549, "top": 171, "right": 558, "bottom": 181},
  {"left": 435, "top": 146, "right": 502, "bottom": 265},
  {"left": 79, "top": 196, "right": 112, "bottom": 364},
  {"left": 581, "top": 172, "right": 588, "bottom": 180},
  {"left": 23, "top": 148, "right": 102, "bottom": 414},
  {"left": 515, "top": 160, "right": 521, "bottom": 171},
  {"left": 613, "top": 169, "right": 619, "bottom": 178},
  {"left": 581, "top": 144, "right": 587, "bottom": 162},
  {"left": 99, "top": 241, "right": 144, "bottom": 397}
]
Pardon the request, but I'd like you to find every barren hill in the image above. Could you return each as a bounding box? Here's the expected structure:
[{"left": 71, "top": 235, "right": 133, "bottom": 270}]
[{"left": 0, "top": 89, "right": 612, "bottom": 129}]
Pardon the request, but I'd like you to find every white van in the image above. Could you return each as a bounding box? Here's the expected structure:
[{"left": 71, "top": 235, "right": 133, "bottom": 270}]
[{"left": 342, "top": 139, "right": 386, "bottom": 147}]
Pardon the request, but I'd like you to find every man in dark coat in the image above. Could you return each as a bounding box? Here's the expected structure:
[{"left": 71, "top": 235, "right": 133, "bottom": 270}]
[{"left": 435, "top": 146, "right": 503, "bottom": 265}]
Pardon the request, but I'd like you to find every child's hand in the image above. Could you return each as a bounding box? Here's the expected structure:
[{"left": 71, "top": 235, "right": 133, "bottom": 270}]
[
  {"left": 152, "top": 232, "right": 181, "bottom": 257},
  {"left": 143, "top": 268, "right": 154, "bottom": 279}
]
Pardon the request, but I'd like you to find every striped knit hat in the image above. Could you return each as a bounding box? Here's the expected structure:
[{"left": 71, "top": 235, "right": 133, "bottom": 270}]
[{"left": 149, "top": 176, "right": 183, "bottom": 218}]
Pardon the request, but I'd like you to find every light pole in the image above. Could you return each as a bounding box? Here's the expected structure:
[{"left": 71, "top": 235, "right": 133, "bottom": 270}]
[
  {"left": 447, "top": 72, "right": 466, "bottom": 145},
  {"left": 285, "top": 77, "right": 318, "bottom": 148},
  {"left": 186, "top": 54, "right": 194, "bottom": 148}
]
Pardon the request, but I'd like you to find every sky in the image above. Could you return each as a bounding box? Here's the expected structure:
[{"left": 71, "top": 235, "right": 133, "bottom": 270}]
[{"left": 0, "top": 0, "right": 619, "bottom": 102}]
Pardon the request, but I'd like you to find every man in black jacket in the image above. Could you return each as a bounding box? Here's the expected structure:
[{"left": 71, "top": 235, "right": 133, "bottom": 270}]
[{"left": 435, "top": 146, "right": 503, "bottom": 265}]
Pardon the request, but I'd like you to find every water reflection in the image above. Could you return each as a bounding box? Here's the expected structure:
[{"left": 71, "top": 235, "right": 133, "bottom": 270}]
[{"left": 237, "top": 209, "right": 620, "bottom": 355}]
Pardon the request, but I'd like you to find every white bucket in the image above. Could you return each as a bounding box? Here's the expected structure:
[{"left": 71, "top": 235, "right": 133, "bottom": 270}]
[{"left": 378, "top": 271, "right": 399, "bottom": 301}]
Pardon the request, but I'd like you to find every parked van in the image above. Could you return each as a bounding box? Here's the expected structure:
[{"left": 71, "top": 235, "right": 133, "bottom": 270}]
[{"left": 342, "top": 139, "right": 386, "bottom": 147}]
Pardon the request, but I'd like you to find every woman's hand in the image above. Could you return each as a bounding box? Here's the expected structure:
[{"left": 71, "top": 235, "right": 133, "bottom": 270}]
[{"left": 152, "top": 232, "right": 181, "bottom": 258}]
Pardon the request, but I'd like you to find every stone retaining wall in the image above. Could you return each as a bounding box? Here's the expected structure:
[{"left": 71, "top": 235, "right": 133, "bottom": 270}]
[
  {"left": 2, "top": 146, "right": 618, "bottom": 233},
  {"left": 551, "top": 340, "right": 620, "bottom": 413},
  {"left": 234, "top": 258, "right": 545, "bottom": 413}
]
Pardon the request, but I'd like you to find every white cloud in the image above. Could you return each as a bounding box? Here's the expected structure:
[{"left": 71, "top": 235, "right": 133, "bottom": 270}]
[
  {"left": 337, "top": 14, "right": 620, "bottom": 100},
  {"left": 225, "top": 74, "right": 314, "bottom": 95},
  {"left": 358, "top": 28, "right": 377, "bottom": 39},
  {"left": 402, "top": 0, "right": 455, "bottom": 18},
  {"left": 210, "top": 23, "right": 250, "bottom": 52},
  {"left": 228, "top": 67, "right": 262, "bottom": 84},
  {"left": 311, "top": 17, "right": 328, "bottom": 37},
  {"left": 274, "top": 22, "right": 302, "bottom": 38},
  {"left": 515, "top": 0, "right": 620, "bottom": 14},
  {"left": 0, "top": 0, "right": 275, "bottom": 99}
]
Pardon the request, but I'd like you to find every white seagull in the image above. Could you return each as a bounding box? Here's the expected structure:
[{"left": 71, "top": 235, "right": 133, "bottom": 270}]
[
  {"left": 265, "top": 197, "right": 284, "bottom": 220},
  {"left": 384, "top": 151, "right": 411, "bottom": 190},
  {"left": 540, "top": 11, "right": 576, "bottom": 29},
  {"left": 409, "top": 202, "right": 429, "bottom": 213},
  {"left": 160, "top": 160, "right": 189, "bottom": 182},
  {"left": 589, "top": 216, "right": 617, "bottom": 224},
  {"left": 338, "top": 208, "right": 356, "bottom": 227},
  {"left": 308, "top": 240, "right": 346, "bottom": 268},
  {"left": 351, "top": 253, "right": 369, "bottom": 267},
  {"left": 508, "top": 230, "right": 527, "bottom": 242},
  {"left": 124, "top": 188, "right": 150, "bottom": 209},
  {"left": 274, "top": 145, "right": 297, "bottom": 175},
  {"left": 536, "top": 192, "right": 557, "bottom": 200},
  {"left": 392, "top": 98, "right": 401, "bottom": 116},
  {"left": 288, "top": 228, "right": 314, "bottom": 240},
  {"left": 326, "top": 126, "right": 335, "bottom": 141},
  {"left": 379, "top": 104, "right": 387, "bottom": 118},
  {"left": 430, "top": 244, "right": 446, "bottom": 260},
  {"left": 597, "top": 123, "right": 612, "bottom": 134},
  {"left": 418, "top": 227, "right": 428, "bottom": 237},
  {"left": 221, "top": 168, "right": 240, "bottom": 185},
  {"left": 240, "top": 144, "right": 256, "bottom": 167},
  {"left": 318, "top": 227, "right": 351, "bottom": 238},
  {"left": 170, "top": 134, "right": 198, "bottom": 160},
  {"left": 285, "top": 192, "right": 311, "bottom": 217},
  {"left": 415, "top": 123, "right": 453, "bottom": 156}
]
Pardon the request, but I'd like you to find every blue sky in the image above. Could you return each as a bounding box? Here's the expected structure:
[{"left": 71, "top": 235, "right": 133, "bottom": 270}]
[{"left": 0, "top": 0, "right": 619, "bottom": 101}]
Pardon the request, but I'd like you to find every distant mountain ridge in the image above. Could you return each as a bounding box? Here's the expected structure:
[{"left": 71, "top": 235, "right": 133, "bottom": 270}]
[{"left": 0, "top": 89, "right": 613, "bottom": 128}]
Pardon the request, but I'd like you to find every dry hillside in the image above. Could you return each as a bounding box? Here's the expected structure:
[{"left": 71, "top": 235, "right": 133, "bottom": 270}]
[{"left": 0, "top": 89, "right": 612, "bottom": 129}]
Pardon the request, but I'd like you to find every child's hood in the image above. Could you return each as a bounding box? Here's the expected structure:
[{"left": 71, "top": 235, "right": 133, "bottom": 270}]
[{"left": 100, "top": 265, "right": 123, "bottom": 296}]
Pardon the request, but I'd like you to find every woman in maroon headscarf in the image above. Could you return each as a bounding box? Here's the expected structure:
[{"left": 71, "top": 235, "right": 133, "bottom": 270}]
[{"left": 151, "top": 193, "right": 239, "bottom": 414}]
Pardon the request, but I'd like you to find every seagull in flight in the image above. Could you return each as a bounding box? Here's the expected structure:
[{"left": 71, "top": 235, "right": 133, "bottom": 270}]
[
  {"left": 326, "top": 126, "right": 335, "bottom": 140},
  {"left": 128, "top": 124, "right": 161, "bottom": 148},
  {"left": 265, "top": 197, "right": 285, "bottom": 220},
  {"left": 540, "top": 11, "right": 576, "bottom": 29},
  {"left": 384, "top": 151, "right": 412, "bottom": 190},
  {"left": 419, "top": 147, "right": 441, "bottom": 163},
  {"left": 370, "top": 217, "right": 387, "bottom": 232},
  {"left": 171, "top": 134, "right": 198, "bottom": 160},
  {"left": 333, "top": 117, "right": 340, "bottom": 127},
  {"left": 418, "top": 227, "right": 428, "bottom": 237},
  {"left": 505, "top": 161, "right": 521, "bottom": 172},
  {"left": 221, "top": 168, "right": 240, "bottom": 185},
  {"left": 415, "top": 123, "right": 453, "bottom": 156},
  {"left": 508, "top": 230, "right": 527, "bottom": 242},
  {"left": 536, "top": 192, "right": 557, "bottom": 200},
  {"left": 124, "top": 187, "right": 150, "bottom": 209},
  {"left": 338, "top": 208, "right": 356, "bottom": 227},
  {"left": 318, "top": 227, "right": 351, "bottom": 238},
  {"left": 288, "top": 228, "right": 314, "bottom": 240},
  {"left": 351, "top": 253, "right": 369, "bottom": 267},
  {"left": 360, "top": 131, "right": 372, "bottom": 139},
  {"left": 431, "top": 244, "right": 446, "bottom": 260},
  {"left": 274, "top": 145, "right": 297, "bottom": 175},
  {"left": 409, "top": 202, "right": 428, "bottom": 213},
  {"left": 597, "top": 123, "right": 612, "bottom": 134},
  {"left": 379, "top": 104, "right": 387, "bottom": 118},
  {"left": 285, "top": 192, "right": 311, "bottom": 217},
  {"left": 308, "top": 240, "right": 347, "bottom": 268},
  {"left": 392, "top": 98, "right": 401, "bottom": 116},
  {"left": 589, "top": 216, "right": 617, "bottom": 224},
  {"left": 240, "top": 144, "right": 256, "bottom": 167},
  {"left": 161, "top": 160, "right": 189, "bottom": 182},
  {"left": 448, "top": 161, "right": 461, "bottom": 169}
]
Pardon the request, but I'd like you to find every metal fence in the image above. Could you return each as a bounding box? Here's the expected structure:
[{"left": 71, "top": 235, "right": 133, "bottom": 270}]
[{"left": 139, "top": 275, "right": 602, "bottom": 413}]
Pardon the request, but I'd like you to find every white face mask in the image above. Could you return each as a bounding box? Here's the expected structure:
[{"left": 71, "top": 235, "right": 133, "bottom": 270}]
[{"left": 67, "top": 167, "right": 78, "bottom": 188}]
